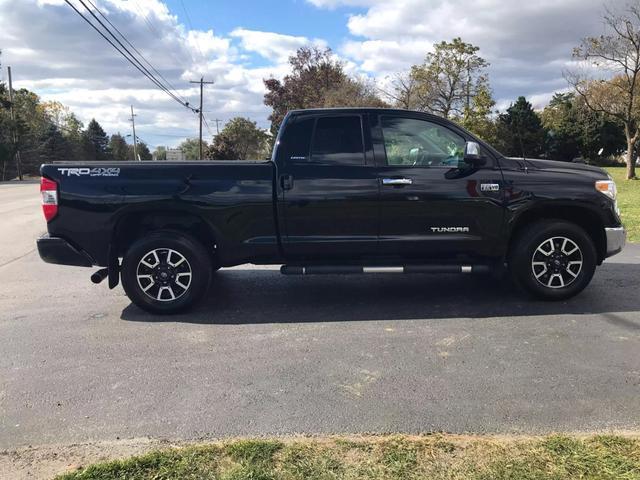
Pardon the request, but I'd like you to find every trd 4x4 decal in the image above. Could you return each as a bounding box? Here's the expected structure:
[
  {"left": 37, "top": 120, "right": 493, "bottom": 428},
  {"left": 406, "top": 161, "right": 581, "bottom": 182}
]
[{"left": 58, "top": 167, "right": 120, "bottom": 177}]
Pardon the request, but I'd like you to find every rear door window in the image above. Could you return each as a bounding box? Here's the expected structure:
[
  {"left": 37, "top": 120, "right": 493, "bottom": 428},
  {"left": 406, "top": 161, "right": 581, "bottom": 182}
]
[
  {"left": 310, "top": 116, "right": 365, "bottom": 165},
  {"left": 281, "top": 117, "right": 314, "bottom": 162}
]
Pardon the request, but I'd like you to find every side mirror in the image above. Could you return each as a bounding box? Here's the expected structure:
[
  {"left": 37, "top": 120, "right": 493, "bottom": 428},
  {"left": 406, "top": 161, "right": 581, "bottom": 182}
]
[{"left": 464, "top": 141, "right": 486, "bottom": 166}]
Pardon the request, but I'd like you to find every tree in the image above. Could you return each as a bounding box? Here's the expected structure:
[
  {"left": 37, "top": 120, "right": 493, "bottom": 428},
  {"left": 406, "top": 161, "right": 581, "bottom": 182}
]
[
  {"left": 541, "top": 93, "right": 582, "bottom": 161},
  {"left": 458, "top": 85, "right": 497, "bottom": 144},
  {"left": 61, "top": 113, "right": 85, "bottom": 160},
  {"left": 264, "top": 46, "right": 387, "bottom": 133},
  {"left": 385, "top": 72, "right": 421, "bottom": 110},
  {"left": 8, "top": 88, "right": 56, "bottom": 174},
  {"left": 0, "top": 51, "right": 109, "bottom": 173},
  {"left": 83, "top": 119, "right": 111, "bottom": 160},
  {"left": 574, "top": 98, "right": 626, "bottom": 161},
  {"left": 0, "top": 80, "right": 14, "bottom": 180},
  {"left": 178, "top": 138, "right": 206, "bottom": 160},
  {"left": 569, "top": 4, "right": 640, "bottom": 178},
  {"left": 206, "top": 117, "right": 270, "bottom": 160},
  {"left": 494, "top": 96, "right": 545, "bottom": 158},
  {"left": 323, "top": 77, "right": 388, "bottom": 109},
  {"left": 128, "top": 141, "right": 152, "bottom": 160},
  {"left": 37, "top": 124, "right": 71, "bottom": 163},
  {"left": 408, "top": 38, "right": 490, "bottom": 119},
  {"left": 540, "top": 92, "right": 626, "bottom": 162},
  {"left": 109, "top": 133, "right": 129, "bottom": 161},
  {"left": 153, "top": 146, "right": 167, "bottom": 160}
]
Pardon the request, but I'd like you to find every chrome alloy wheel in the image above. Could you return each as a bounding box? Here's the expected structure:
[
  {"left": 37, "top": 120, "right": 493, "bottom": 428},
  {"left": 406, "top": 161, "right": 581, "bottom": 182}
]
[
  {"left": 136, "top": 248, "right": 192, "bottom": 302},
  {"left": 531, "top": 236, "right": 583, "bottom": 289}
]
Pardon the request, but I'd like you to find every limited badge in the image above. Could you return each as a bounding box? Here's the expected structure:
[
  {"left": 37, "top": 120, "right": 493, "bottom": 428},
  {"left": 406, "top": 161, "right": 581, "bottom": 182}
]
[{"left": 480, "top": 183, "right": 500, "bottom": 192}]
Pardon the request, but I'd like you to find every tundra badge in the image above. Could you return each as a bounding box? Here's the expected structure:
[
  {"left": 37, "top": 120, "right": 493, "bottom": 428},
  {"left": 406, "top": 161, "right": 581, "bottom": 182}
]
[{"left": 430, "top": 227, "right": 470, "bottom": 233}]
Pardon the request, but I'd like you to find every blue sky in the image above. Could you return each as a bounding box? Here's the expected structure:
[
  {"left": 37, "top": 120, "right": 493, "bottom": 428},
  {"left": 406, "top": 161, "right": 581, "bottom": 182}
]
[
  {"left": 164, "top": 0, "right": 360, "bottom": 47},
  {"left": 0, "top": 0, "right": 614, "bottom": 150}
]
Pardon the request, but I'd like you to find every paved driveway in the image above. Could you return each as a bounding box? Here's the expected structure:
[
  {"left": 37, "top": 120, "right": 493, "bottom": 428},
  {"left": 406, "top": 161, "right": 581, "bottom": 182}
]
[{"left": 1, "top": 182, "right": 639, "bottom": 450}]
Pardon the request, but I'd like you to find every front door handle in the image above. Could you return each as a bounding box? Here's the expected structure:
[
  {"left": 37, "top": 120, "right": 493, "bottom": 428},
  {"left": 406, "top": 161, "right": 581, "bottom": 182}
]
[{"left": 382, "top": 178, "right": 413, "bottom": 186}]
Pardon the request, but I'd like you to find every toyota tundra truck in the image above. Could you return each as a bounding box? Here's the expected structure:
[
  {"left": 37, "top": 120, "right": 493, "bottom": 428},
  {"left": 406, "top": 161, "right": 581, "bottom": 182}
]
[{"left": 37, "top": 108, "right": 626, "bottom": 313}]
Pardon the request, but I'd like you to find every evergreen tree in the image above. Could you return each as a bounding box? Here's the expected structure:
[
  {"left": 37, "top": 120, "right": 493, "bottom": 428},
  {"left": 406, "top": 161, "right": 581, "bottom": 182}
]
[
  {"left": 109, "top": 133, "right": 129, "bottom": 161},
  {"left": 128, "top": 141, "right": 152, "bottom": 160},
  {"left": 37, "top": 124, "right": 72, "bottom": 163},
  {"left": 541, "top": 93, "right": 581, "bottom": 161},
  {"left": 495, "top": 96, "right": 545, "bottom": 158},
  {"left": 83, "top": 119, "right": 111, "bottom": 160}
]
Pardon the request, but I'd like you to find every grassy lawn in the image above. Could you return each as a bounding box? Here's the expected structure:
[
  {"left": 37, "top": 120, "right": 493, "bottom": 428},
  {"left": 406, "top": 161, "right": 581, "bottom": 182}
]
[
  {"left": 606, "top": 167, "right": 640, "bottom": 242},
  {"left": 55, "top": 434, "right": 640, "bottom": 480}
]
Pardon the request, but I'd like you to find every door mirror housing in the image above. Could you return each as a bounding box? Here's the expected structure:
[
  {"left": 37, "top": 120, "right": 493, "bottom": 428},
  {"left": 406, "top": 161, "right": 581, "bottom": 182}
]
[{"left": 463, "top": 141, "right": 486, "bottom": 166}]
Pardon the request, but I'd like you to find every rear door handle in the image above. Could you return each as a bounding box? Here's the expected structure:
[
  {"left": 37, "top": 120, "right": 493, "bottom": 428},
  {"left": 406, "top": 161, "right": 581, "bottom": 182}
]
[
  {"left": 280, "top": 174, "right": 294, "bottom": 190},
  {"left": 382, "top": 178, "right": 413, "bottom": 185}
]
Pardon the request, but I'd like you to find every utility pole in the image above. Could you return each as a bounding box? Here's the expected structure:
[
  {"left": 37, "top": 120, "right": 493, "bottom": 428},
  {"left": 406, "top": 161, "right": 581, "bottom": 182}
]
[
  {"left": 189, "top": 77, "right": 214, "bottom": 159},
  {"left": 130, "top": 105, "right": 139, "bottom": 161},
  {"left": 214, "top": 118, "right": 222, "bottom": 136},
  {"left": 7, "top": 67, "right": 23, "bottom": 181}
]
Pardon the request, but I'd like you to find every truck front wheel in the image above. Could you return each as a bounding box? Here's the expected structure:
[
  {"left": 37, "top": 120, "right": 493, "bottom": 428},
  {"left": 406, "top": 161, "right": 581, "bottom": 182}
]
[
  {"left": 509, "top": 220, "right": 597, "bottom": 300},
  {"left": 121, "top": 231, "right": 212, "bottom": 314}
]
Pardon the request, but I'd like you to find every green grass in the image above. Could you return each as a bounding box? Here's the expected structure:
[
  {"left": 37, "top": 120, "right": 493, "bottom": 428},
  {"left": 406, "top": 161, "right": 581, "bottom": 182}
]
[
  {"left": 55, "top": 434, "right": 640, "bottom": 480},
  {"left": 606, "top": 167, "right": 640, "bottom": 242}
]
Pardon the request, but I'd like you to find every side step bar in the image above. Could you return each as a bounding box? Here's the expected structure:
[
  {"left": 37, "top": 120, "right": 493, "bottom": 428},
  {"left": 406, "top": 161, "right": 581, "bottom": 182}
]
[{"left": 280, "top": 265, "right": 490, "bottom": 275}]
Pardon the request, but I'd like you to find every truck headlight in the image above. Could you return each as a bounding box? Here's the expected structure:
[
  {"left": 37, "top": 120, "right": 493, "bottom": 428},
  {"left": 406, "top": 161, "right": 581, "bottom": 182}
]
[{"left": 595, "top": 180, "right": 617, "bottom": 201}]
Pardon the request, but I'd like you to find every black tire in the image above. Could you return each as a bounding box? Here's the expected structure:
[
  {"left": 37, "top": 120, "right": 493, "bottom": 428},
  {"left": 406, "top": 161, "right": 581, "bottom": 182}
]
[
  {"left": 121, "top": 231, "right": 212, "bottom": 314},
  {"left": 508, "top": 220, "right": 597, "bottom": 300}
]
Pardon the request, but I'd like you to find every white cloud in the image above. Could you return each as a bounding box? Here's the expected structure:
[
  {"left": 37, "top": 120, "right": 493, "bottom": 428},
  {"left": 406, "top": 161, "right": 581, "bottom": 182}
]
[
  {"left": 230, "top": 28, "right": 327, "bottom": 64},
  {"left": 0, "top": 0, "right": 283, "bottom": 148},
  {"left": 311, "top": 0, "right": 612, "bottom": 111},
  {"left": 0, "top": 0, "right": 625, "bottom": 151},
  {"left": 305, "top": 0, "right": 376, "bottom": 7}
]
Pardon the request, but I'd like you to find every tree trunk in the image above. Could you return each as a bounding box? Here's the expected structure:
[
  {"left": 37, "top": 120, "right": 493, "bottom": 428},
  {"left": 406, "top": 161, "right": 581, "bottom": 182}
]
[{"left": 626, "top": 137, "right": 637, "bottom": 179}]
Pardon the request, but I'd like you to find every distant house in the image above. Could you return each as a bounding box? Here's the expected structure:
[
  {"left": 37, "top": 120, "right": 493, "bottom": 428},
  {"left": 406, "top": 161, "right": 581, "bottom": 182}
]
[{"left": 166, "top": 148, "right": 186, "bottom": 161}]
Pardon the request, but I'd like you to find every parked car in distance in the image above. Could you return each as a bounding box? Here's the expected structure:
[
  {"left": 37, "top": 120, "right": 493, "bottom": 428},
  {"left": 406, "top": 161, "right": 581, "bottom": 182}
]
[{"left": 38, "top": 108, "right": 625, "bottom": 313}]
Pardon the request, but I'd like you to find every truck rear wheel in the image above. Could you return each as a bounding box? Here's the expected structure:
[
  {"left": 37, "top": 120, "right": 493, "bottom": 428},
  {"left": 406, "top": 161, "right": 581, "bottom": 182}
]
[
  {"left": 121, "top": 231, "right": 212, "bottom": 314},
  {"left": 509, "top": 220, "right": 597, "bottom": 300}
]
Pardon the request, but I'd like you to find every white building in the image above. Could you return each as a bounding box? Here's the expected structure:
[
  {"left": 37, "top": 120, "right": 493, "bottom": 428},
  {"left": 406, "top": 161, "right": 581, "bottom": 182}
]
[{"left": 166, "top": 148, "right": 186, "bottom": 161}]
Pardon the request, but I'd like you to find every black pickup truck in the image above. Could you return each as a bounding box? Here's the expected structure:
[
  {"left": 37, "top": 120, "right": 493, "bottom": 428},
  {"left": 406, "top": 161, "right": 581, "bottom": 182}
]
[{"left": 37, "top": 108, "right": 626, "bottom": 313}]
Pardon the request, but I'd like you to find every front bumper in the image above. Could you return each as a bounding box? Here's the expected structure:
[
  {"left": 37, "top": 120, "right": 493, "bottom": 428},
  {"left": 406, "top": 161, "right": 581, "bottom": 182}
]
[
  {"left": 605, "top": 227, "right": 626, "bottom": 258},
  {"left": 37, "top": 235, "right": 94, "bottom": 267}
]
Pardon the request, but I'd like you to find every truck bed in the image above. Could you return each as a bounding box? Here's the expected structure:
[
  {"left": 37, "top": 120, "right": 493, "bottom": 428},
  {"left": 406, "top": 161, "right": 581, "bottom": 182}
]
[{"left": 41, "top": 161, "right": 278, "bottom": 267}]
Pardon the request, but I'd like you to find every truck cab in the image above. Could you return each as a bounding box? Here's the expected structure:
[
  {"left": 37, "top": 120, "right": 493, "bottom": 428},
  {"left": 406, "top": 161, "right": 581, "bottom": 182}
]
[{"left": 275, "top": 109, "right": 505, "bottom": 264}]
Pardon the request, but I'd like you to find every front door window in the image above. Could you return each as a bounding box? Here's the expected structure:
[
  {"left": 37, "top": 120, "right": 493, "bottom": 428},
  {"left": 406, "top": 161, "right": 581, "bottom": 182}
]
[{"left": 380, "top": 116, "right": 466, "bottom": 168}]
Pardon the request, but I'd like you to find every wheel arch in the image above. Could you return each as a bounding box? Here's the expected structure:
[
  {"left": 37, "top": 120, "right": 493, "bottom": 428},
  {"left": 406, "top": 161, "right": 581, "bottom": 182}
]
[
  {"left": 508, "top": 204, "right": 607, "bottom": 264},
  {"left": 112, "top": 209, "right": 221, "bottom": 264}
]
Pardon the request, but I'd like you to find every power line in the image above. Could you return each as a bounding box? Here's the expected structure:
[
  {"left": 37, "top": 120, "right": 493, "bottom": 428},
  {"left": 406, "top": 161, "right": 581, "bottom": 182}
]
[
  {"left": 130, "top": 1, "right": 186, "bottom": 69},
  {"left": 178, "top": 0, "right": 204, "bottom": 59},
  {"left": 63, "top": 0, "right": 195, "bottom": 112},
  {"left": 202, "top": 116, "right": 215, "bottom": 138},
  {"left": 85, "top": 0, "right": 189, "bottom": 105},
  {"left": 73, "top": 0, "right": 190, "bottom": 109}
]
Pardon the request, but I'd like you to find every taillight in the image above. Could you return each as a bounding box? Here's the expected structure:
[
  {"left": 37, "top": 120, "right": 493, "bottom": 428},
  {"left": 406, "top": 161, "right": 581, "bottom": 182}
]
[{"left": 40, "top": 177, "right": 58, "bottom": 222}]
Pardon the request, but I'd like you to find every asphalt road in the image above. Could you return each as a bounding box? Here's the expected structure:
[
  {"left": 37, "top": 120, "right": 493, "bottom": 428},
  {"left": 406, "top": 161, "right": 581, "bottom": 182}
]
[{"left": 1, "top": 182, "right": 639, "bottom": 451}]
